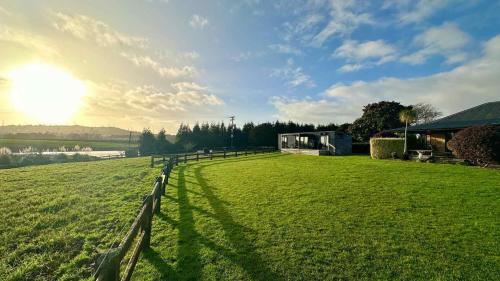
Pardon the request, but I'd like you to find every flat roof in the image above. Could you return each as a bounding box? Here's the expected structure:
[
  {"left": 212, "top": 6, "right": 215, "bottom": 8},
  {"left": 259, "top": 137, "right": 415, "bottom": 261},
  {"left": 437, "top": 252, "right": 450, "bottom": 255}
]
[{"left": 279, "top": 131, "right": 335, "bottom": 136}]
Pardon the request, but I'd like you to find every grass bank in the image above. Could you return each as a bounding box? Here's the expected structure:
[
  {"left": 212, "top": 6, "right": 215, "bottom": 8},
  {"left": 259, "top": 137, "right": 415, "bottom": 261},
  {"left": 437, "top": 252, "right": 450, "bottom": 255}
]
[
  {"left": 0, "top": 157, "right": 157, "bottom": 280},
  {"left": 133, "top": 154, "right": 500, "bottom": 280}
]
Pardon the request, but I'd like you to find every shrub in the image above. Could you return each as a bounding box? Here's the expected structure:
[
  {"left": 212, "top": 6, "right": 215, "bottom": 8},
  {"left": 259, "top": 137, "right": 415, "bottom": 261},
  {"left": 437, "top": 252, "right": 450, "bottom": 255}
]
[
  {"left": 448, "top": 125, "right": 500, "bottom": 166},
  {"left": 55, "top": 153, "right": 69, "bottom": 163},
  {"left": 0, "top": 154, "right": 13, "bottom": 166},
  {"left": 370, "top": 138, "right": 405, "bottom": 159},
  {"left": 125, "top": 149, "right": 138, "bottom": 158},
  {"left": 372, "top": 131, "right": 397, "bottom": 138}
]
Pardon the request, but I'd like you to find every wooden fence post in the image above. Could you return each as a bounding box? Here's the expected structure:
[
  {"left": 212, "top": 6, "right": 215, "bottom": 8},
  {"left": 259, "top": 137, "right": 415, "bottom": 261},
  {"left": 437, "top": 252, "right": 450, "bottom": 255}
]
[
  {"left": 184, "top": 154, "right": 187, "bottom": 163},
  {"left": 210, "top": 152, "right": 213, "bottom": 160},
  {"left": 223, "top": 150, "right": 226, "bottom": 158},
  {"left": 175, "top": 155, "right": 179, "bottom": 166},
  {"left": 150, "top": 156, "right": 154, "bottom": 168},
  {"left": 245, "top": 150, "right": 247, "bottom": 156},
  {"left": 235, "top": 151, "right": 238, "bottom": 157},
  {"left": 162, "top": 167, "right": 168, "bottom": 195},
  {"left": 142, "top": 195, "right": 153, "bottom": 249},
  {"left": 155, "top": 178, "right": 161, "bottom": 214},
  {"left": 196, "top": 152, "right": 199, "bottom": 161},
  {"left": 95, "top": 248, "right": 121, "bottom": 281}
]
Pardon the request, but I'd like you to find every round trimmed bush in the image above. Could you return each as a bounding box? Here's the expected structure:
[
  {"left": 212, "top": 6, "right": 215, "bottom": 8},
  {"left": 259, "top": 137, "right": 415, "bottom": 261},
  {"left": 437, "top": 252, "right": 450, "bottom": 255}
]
[
  {"left": 448, "top": 125, "right": 500, "bottom": 165},
  {"left": 370, "top": 138, "right": 404, "bottom": 159}
]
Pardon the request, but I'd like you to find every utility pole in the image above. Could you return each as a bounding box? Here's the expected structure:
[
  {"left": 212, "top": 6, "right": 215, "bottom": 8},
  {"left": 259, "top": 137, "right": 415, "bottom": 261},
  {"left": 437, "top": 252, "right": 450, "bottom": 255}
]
[
  {"left": 229, "top": 116, "right": 235, "bottom": 148},
  {"left": 128, "top": 131, "right": 132, "bottom": 150}
]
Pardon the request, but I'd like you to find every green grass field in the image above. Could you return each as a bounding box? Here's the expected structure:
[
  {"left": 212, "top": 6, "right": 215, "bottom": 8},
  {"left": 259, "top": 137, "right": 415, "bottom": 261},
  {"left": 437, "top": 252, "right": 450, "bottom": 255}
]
[
  {"left": 133, "top": 154, "right": 500, "bottom": 281},
  {"left": 0, "top": 138, "right": 136, "bottom": 152},
  {"left": 1, "top": 154, "right": 499, "bottom": 280},
  {"left": 0, "top": 157, "right": 158, "bottom": 280}
]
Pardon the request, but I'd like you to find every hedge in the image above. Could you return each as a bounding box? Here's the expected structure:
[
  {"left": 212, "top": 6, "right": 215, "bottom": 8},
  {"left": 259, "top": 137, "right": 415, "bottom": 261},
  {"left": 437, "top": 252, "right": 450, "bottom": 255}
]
[{"left": 370, "top": 138, "right": 405, "bottom": 159}]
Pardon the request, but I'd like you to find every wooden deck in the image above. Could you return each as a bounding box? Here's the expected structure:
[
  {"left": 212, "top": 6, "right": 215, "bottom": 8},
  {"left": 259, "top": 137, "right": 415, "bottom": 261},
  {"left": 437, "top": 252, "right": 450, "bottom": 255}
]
[{"left": 280, "top": 148, "right": 331, "bottom": 156}]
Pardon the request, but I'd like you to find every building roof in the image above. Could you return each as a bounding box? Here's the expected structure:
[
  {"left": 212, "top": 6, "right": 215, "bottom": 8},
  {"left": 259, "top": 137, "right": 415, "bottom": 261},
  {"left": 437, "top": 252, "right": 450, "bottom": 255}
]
[
  {"left": 279, "top": 131, "right": 335, "bottom": 136},
  {"left": 395, "top": 101, "right": 500, "bottom": 132}
]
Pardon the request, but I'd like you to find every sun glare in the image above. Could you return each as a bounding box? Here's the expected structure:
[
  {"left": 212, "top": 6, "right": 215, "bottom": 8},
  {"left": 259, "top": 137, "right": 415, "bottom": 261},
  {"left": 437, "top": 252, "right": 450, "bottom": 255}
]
[{"left": 8, "top": 63, "right": 87, "bottom": 124}]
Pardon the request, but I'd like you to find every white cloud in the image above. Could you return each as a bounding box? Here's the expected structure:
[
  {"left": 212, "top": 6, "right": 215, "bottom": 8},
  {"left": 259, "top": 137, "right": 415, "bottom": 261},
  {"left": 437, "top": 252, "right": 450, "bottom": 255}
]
[
  {"left": 181, "top": 51, "right": 200, "bottom": 60},
  {"left": 271, "top": 35, "right": 500, "bottom": 124},
  {"left": 398, "top": 0, "right": 449, "bottom": 24},
  {"left": 401, "top": 23, "right": 470, "bottom": 65},
  {"left": 334, "top": 40, "right": 397, "bottom": 61},
  {"left": 0, "top": 5, "right": 11, "bottom": 16},
  {"left": 0, "top": 25, "right": 58, "bottom": 56},
  {"left": 312, "top": 1, "right": 375, "bottom": 46},
  {"left": 53, "top": 12, "right": 148, "bottom": 49},
  {"left": 333, "top": 39, "right": 397, "bottom": 71},
  {"left": 271, "top": 58, "right": 315, "bottom": 88},
  {"left": 269, "top": 44, "right": 302, "bottom": 55},
  {"left": 120, "top": 52, "right": 197, "bottom": 78},
  {"left": 189, "top": 14, "right": 209, "bottom": 29},
  {"left": 81, "top": 81, "right": 224, "bottom": 132},
  {"left": 337, "top": 63, "right": 364, "bottom": 73}
]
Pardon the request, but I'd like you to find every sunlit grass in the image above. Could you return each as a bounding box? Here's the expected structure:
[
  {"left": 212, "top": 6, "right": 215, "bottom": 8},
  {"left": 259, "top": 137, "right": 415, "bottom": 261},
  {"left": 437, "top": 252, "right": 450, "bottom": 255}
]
[
  {"left": 0, "top": 157, "right": 157, "bottom": 280},
  {"left": 133, "top": 154, "right": 500, "bottom": 281}
]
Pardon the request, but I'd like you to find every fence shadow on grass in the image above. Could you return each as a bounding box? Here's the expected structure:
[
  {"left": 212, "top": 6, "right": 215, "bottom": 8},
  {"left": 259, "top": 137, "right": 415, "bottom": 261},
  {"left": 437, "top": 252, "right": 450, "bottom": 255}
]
[
  {"left": 192, "top": 161, "right": 283, "bottom": 280},
  {"left": 143, "top": 153, "right": 285, "bottom": 280}
]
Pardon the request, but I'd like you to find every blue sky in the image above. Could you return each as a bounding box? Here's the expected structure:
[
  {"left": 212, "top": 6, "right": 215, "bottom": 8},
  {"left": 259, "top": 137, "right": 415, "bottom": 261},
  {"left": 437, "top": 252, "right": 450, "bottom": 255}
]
[{"left": 0, "top": 0, "right": 499, "bottom": 132}]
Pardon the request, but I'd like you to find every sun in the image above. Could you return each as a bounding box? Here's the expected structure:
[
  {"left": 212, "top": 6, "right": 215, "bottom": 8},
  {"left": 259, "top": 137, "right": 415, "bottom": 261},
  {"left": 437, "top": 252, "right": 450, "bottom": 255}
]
[{"left": 8, "top": 63, "right": 87, "bottom": 124}]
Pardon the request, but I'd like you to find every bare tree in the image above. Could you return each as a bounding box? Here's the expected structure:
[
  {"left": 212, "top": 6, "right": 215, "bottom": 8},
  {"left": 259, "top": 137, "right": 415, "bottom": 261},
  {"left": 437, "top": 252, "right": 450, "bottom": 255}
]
[{"left": 413, "top": 103, "right": 442, "bottom": 124}]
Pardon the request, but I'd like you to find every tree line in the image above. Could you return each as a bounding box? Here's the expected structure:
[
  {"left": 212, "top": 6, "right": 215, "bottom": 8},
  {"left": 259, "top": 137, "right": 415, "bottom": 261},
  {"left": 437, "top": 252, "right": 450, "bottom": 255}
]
[{"left": 138, "top": 101, "right": 441, "bottom": 155}]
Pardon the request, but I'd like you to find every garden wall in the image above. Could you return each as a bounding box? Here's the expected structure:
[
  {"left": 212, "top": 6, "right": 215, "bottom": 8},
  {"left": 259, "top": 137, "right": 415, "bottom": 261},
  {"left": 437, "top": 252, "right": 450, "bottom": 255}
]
[{"left": 370, "top": 138, "right": 404, "bottom": 159}]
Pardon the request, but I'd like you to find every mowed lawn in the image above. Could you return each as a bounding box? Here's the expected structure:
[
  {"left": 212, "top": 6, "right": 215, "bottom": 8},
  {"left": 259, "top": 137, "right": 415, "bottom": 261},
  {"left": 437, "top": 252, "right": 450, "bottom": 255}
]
[
  {"left": 133, "top": 154, "right": 500, "bottom": 281},
  {"left": 0, "top": 157, "right": 158, "bottom": 280}
]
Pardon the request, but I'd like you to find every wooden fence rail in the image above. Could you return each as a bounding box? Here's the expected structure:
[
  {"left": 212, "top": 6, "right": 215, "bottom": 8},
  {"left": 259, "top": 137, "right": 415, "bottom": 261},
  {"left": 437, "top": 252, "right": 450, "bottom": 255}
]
[
  {"left": 150, "top": 147, "right": 275, "bottom": 167},
  {"left": 94, "top": 148, "right": 275, "bottom": 280}
]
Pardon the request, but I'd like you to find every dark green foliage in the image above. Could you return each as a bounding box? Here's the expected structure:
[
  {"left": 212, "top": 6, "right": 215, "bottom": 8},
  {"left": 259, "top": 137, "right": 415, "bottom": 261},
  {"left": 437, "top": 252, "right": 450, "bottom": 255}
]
[
  {"left": 448, "top": 125, "right": 500, "bottom": 165},
  {"left": 156, "top": 129, "right": 173, "bottom": 154},
  {"left": 373, "top": 131, "right": 397, "bottom": 138},
  {"left": 139, "top": 129, "right": 157, "bottom": 156},
  {"left": 350, "top": 101, "right": 410, "bottom": 142},
  {"left": 133, "top": 154, "right": 500, "bottom": 280},
  {"left": 172, "top": 121, "right": 347, "bottom": 150}
]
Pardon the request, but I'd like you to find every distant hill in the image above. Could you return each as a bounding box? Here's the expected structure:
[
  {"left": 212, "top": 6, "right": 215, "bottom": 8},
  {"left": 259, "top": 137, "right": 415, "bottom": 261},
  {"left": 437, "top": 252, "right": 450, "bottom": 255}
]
[{"left": 0, "top": 125, "right": 176, "bottom": 142}]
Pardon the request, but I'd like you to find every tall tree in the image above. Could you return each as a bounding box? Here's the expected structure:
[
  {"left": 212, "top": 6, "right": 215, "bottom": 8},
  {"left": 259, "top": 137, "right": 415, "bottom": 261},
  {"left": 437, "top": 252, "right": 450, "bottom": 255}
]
[
  {"left": 156, "top": 129, "right": 172, "bottom": 154},
  {"left": 412, "top": 103, "right": 442, "bottom": 124},
  {"left": 350, "top": 101, "right": 410, "bottom": 142},
  {"left": 399, "top": 109, "right": 417, "bottom": 155},
  {"left": 139, "top": 129, "right": 156, "bottom": 156}
]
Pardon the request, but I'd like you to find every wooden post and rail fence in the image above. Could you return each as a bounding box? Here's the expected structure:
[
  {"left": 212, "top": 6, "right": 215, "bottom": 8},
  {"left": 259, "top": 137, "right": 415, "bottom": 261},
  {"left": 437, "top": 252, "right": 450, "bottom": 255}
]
[
  {"left": 94, "top": 147, "right": 275, "bottom": 281},
  {"left": 150, "top": 147, "right": 275, "bottom": 167}
]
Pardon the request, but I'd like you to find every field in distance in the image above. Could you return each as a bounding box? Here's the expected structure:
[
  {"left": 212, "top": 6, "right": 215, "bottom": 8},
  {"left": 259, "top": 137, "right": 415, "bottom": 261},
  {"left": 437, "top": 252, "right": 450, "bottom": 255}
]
[
  {"left": 0, "top": 157, "right": 158, "bottom": 280},
  {"left": 0, "top": 138, "right": 136, "bottom": 152}
]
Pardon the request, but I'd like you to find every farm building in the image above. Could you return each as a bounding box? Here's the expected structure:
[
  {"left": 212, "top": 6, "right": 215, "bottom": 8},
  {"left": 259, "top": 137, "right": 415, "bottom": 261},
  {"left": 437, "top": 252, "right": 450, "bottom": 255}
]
[
  {"left": 393, "top": 101, "right": 500, "bottom": 153},
  {"left": 278, "top": 131, "right": 352, "bottom": 156}
]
